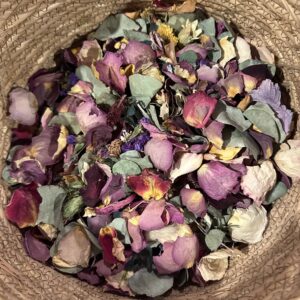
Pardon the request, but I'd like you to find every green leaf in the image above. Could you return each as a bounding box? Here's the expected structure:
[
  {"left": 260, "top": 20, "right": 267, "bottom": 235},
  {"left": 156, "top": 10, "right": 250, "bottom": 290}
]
[
  {"left": 128, "top": 268, "right": 174, "bottom": 297},
  {"left": 224, "top": 128, "right": 260, "bottom": 160},
  {"left": 37, "top": 186, "right": 67, "bottom": 230},
  {"left": 120, "top": 154, "right": 153, "bottom": 170},
  {"left": 49, "top": 112, "right": 81, "bottom": 135},
  {"left": 149, "top": 104, "right": 164, "bottom": 131},
  {"left": 91, "top": 14, "right": 140, "bottom": 40},
  {"left": 244, "top": 103, "right": 286, "bottom": 142},
  {"left": 210, "top": 36, "right": 222, "bottom": 63},
  {"left": 264, "top": 181, "right": 288, "bottom": 205},
  {"left": 200, "top": 17, "right": 216, "bottom": 36},
  {"left": 213, "top": 101, "right": 252, "bottom": 132},
  {"left": 75, "top": 65, "right": 116, "bottom": 106},
  {"left": 112, "top": 160, "right": 141, "bottom": 176},
  {"left": 63, "top": 196, "right": 85, "bottom": 221},
  {"left": 2, "top": 165, "right": 18, "bottom": 186},
  {"left": 108, "top": 218, "right": 131, "bottom": 244},
  {"left": 129, "top": 74, "right": 163, "bottom": 108},
  {"left": 124, "top": 30, "right": 150, "bottom": 42},
  {"left": 120, "top": 150, "right": 141, "bottom": 159},
  {"left": 205, "top": 229, "right": 225, "bottom": 251},
  {"left": 178, "top": 50, "right": 198, "bottom": 65}
]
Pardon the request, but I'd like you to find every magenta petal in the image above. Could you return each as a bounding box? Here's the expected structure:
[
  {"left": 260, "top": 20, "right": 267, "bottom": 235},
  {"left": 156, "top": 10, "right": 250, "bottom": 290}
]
[
  {"left": 180, "top": 188, "right": 206, "bottom": 217},
  {"left": 24, "top": 230, "right": 50, "bottom": 262},
  {"left": 95, "top": 52, "right": 127, "bottom": 94},
  {"left": 153, "top": 242, "right": 181, "bottom": 274},
  {"left": 183, "top": 91, "right": 217, "bottom": 129},
  {"left": 128, "top": 219, "right": 146, "bottom": 253},
  {"left": 202, "top": 120, "right": 224, "bottom": 149},
  {"left": 96, "top": 195, "right": 136, "bottom": 215},
  {"left": 57, "top": 95, "right": 82, "bottom": 113},
  {"left": 165, "top": 203, "right": 184, "bottom": 224},
  {"left": 87, "top": 215, "right": 112, "bottom": 236},
  {"left": 197, "top": 65, "right": 219, "bottom": 83},
  {"left": 172, "top": 235, "right": 199, "bottom": 269},
  {"left": 139, "top": 199, "right": 168, "bottom": 231},
  {"left": 5, "top": 183, "right": 41, "bottom": 229},
  {"left": 177, "top": 44, "right": 207, "bottom": 60},
  {"left": 100, "top": 175, "right": 126, "bottom": 203},
  {"left": 123, "top": 41, "right": 156, "bottom": 66},
  {"left": 76, "top": 100, "right": 107, "bottom": 134},
  {"left": 197, "top": 161, "right": 240, "bottom": 200},
  {"left": 144, "top": 138, "right": 173, "bottom": 172}
]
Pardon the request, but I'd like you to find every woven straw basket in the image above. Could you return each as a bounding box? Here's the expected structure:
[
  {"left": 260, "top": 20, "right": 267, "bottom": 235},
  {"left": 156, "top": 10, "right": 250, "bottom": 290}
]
[{"left": 0, "top": 0, "right": 299, "bottom": 299}]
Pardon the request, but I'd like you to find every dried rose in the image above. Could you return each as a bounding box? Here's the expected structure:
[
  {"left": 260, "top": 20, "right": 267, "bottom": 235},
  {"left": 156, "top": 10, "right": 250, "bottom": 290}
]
[
  {"left": 228, "top": 204, "right": 268, "bottom": 244},
  {"left": 9, "top": 88, "right": 38, "bottom": 126},
  {"left": 274, "top": 139, "right": 300, "bottom": 179},
  {"left": 5, "top": 183, "right": 41, "bottom": 228},
  {"left": 197, "top": 162, "right": 240, "bottom": 200},
  {"left": 183, "top": 91, "right": 217, "bottom": 128},
  {"left": 197, "top": 249, "right": 231, "bottom": 282},
  {"left": 241, "top": 161, "right": 277, "bottom": 204},
  {"left": 127, "top": 170, "right": 171, "bottom": 201}
]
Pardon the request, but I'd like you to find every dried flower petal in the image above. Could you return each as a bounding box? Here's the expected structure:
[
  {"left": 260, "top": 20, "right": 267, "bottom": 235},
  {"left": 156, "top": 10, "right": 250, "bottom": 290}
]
[{"left": 180, "top": 187, "right": 206, "bottom": 217}]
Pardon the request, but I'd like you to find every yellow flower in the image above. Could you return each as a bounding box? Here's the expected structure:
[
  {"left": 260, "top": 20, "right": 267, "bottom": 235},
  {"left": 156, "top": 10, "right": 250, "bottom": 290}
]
[{"left": 157, "top": 23, "right": 178, "bottom": 45}]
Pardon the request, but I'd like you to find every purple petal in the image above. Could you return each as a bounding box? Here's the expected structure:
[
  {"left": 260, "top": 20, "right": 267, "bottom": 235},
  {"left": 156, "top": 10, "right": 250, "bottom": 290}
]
[
  {"left": 96, "top": 195, "right": 136, "bottom": 215},
  {"left": 95, "top": 259, "right": 124, "bottom": 277},
  {"left": 172, "top": 235, "right": 199, "bottom": 269},
  {"left": 249, "top": 130, "right": 274, "bottom": 159},
  {"left": 95, "top": 52, "right": 127, "bottom": 94},
  {"left": 24, "top": 230, "right": 50, "bottom": 262},
  {"left": 176, "top": 44, "right": 207, "bottom": 60},
  {"left": 80, "top": 164, "right": 108, "bottom": 207},
  {"left": 9, "top": 88, "right": 38, "bottom": 126},
  {"left": 197, "top": 161, "right": 240, "bottom": 200},
  {"left": 123, "top": 41, "right": 156, "bottom": 67},
  {"left": 144, "top": 138, "right": 173, "bottom": 172},
  {"left": 165, "top": 203, "right": 185, "bottom": 224},
  {"left": 87, "top": 215, "right": 112, "bottom": 236},
  {"left": 86, "top": 125, "right": 113, "bottom": 151},
  {"left": 153, "top": 242, "right": 182, "bottom": 274},
  {"left": 197, "top": 65, "right": 219, "bottom": 83},
  {"left": 76, "top": 100, "right": 107, "bottom": 134},
  {"left": 180, "top": 188, "right": 206, "bottom": 217},
  {"left": 77, "top": 268, "right": 102, "bottom": 285},
  {"left": 202, "top": 120, "right": 224, "bottom": 149},
  {"left": 100, "top": 175, "right": 127, "bottom": 203},
  {"left": 223, "top": 73, "right": 244, "bottom": 98},
  {"left": 139, "top": 199, "right": 168, "bottom": 231},
  {"left": 57, "top": 95, "right": 82, "bottom": 113}
]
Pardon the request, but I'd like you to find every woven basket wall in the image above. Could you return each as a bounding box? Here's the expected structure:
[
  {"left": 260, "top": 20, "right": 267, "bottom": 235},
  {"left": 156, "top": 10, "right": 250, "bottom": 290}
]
[{"left": 0, "top": 1, "right": 299, "bottom": 299}]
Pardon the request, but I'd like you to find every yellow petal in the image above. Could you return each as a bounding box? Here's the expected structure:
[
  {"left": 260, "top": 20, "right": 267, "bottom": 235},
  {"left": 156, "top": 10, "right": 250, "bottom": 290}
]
[{"left": 209, "top": 145, "right": 241, "bottom": 161}]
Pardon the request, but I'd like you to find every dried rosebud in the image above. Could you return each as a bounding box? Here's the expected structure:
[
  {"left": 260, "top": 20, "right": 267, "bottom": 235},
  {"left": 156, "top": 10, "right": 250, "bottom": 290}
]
[
  {"left": 228, "top": 204, "right": 268, "bottom": 244},
  {"left": 274, "top": 139, "right": 300, "bottom": 179},
  {"left": 8, "top": 88, "right": 38, "bottom": 126},
  {"left": 127, "top": 170, "right": 171, "bottom": 201},
  {"left": 183, "top": 91, "right": 217, "bottom": 128},
  {"left": 197, "top": 162, "right": 240, "bottom": 200},
  {"left": 197, "top": 249, "right": 231, "bottom": 282},
  {"left": 5, "top": 183, "right": 41, "bottom": 228}
]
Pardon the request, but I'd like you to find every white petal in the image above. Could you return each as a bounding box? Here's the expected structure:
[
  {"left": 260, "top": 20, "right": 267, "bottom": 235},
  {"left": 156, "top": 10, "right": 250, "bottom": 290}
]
[{"left": 235, "top": 37, "right": 252, "bottom": 64}]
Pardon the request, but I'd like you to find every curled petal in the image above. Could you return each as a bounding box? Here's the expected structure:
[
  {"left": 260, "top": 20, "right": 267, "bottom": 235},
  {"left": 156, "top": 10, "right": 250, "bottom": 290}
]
[
  {"left": 76, "top": 100, "right": 107, "bottom": 134},
  {"left": 241, "top": 160, "right": 277, "bottom": 204},
  {"left": 96, "top": 195, "right": 136, "bottom": 215},
  {"left": 197, "top": 161, "right": 240, "bottom": 200},
  {"left": 57, "top": 95, "right": 82, "bottom": 113},
  {"left": 87, "top": 214, "right": 112, "bottom": 236},
  {"left": 165, "top": 203, "right": 184, "bottom": 224},
  {"left": 242, "top": 73, "right": 257, "bottom": 93},
  {"left": 176, "top": 44, "right": 207, "bottom": 60},
  {"left": 274, "top": 139, "right": 300, "bottom": 179},
  {"left": 228, "top": 204, "right": 268, "bottom": 244},
  {"left": 202, "top": 120, "right": 224, "bottom": 149},
  {"left": 235, "top": 37, "right": 251, "bottom": 64},
  {"left": 100, "top": 175, "right": 127, "bottom": 204},
  {"left": 170, "top": 152, "right": 203, "bottom": 182},
  {"left": 5, "top": 183, "right": 41, "bottom": 228},
  {"left": 9, "top": 88, "right": 38, "bottom": 126},
  {"left": 127, "top": 170, "right": 171, "bottom": 201},
  {"left": 144, "top": 138, "right": 173, "bottom": 172},
  {"left": 183, "top": 91, "right": 217, "bottom": 128},
  {"left": 180, "top": 187, "right": 206, "bottom": 217},
  {"left": 95, "top": 52, "right": 127, "bottom": 94},
  {"left": 197, "top": 65, "right": 219, "bottom": 83},
  {"left": 128, "top": 216, "right": 146, "bottom": 253},
  {"left": 139, "top": 199, "right": 169, "bottom": 231}
]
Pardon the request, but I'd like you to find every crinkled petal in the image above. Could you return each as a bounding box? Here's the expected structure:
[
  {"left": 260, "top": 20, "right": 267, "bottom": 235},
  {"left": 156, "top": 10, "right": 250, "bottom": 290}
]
[
  {"left": 223, "top": 73, "right": 244, "bottom": 98},
  {"left": 96, "top": 195, "right": 136, "bottom": 215},
  {"left": 128, "top": 216, "right": 146, "bottom": 253},
  {"left": 180, "top": 188, "right": 206, "bottom": 217},
  {"left": 197, "top": 65, "right": 219, "bottom": 83},
  {"left": 202, "top": 120, "right": 224, "bottom": 149}
]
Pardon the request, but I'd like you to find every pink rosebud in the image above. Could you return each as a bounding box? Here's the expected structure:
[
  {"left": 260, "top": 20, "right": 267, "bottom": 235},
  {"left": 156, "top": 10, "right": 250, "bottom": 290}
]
[
  {"left": 183, "top": 91, "right": 217, "bottom": 128},
  {"left": 5, "top": 183, "right": 42, "bottom": 228}
]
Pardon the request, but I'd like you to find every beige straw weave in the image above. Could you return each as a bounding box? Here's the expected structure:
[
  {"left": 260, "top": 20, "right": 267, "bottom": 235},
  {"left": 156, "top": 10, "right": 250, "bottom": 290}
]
[{"left": 0, "top": 0, "right": 299, "bottom": 299}]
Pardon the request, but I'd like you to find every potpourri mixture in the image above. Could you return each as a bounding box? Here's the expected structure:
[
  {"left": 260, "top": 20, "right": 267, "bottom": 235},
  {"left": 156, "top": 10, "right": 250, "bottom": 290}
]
[{"left": 4, "top": 0, "right": 300, "bottom": 297}]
